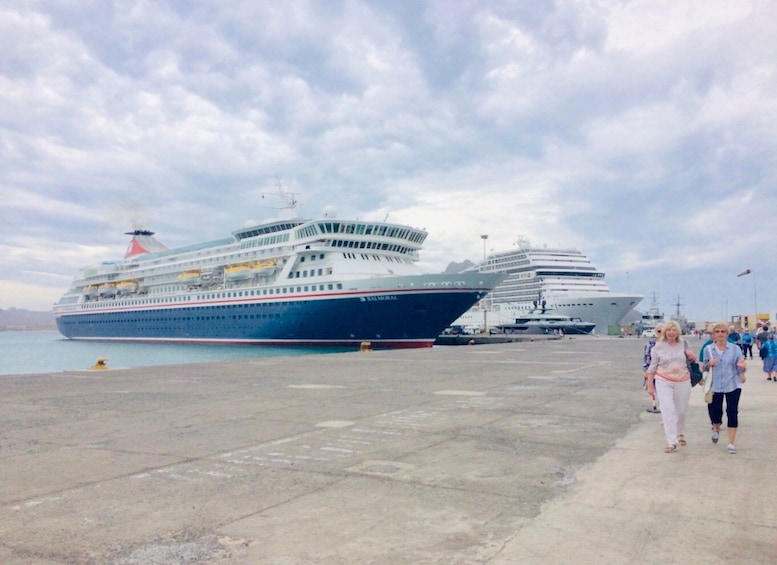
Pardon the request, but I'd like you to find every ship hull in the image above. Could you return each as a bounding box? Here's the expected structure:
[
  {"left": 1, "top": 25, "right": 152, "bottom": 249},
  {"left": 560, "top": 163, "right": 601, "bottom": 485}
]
[{"left": 55, "top": 274, "right": 501, "bottom": 349}]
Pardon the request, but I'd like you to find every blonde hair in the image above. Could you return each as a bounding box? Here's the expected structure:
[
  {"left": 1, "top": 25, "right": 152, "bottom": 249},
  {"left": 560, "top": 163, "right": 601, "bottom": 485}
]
[
  {"left": 711, "top": 322, "right": 728, "bottom": 334},
  {"left": 657, "top": 320, "right": 682, "bottom": 342}
]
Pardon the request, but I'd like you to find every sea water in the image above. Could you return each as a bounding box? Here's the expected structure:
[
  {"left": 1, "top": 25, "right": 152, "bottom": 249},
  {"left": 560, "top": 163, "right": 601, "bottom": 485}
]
[{"left": 0, "top": 331, "right": 350, "bottom": 376}]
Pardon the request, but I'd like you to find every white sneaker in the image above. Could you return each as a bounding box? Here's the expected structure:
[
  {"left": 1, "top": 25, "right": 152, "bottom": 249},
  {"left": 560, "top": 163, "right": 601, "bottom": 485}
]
[
  {"left": 711, "top": 431, "right": 719, "bottom": 444},
  {"left": 727, "top": 444, "right": 736, "bottom": 454}
]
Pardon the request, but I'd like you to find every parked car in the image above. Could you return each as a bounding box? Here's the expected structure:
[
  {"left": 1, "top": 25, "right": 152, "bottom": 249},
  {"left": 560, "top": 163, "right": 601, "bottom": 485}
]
[{"left": 641, "top": 329, "right": 656, "bottom": 338}]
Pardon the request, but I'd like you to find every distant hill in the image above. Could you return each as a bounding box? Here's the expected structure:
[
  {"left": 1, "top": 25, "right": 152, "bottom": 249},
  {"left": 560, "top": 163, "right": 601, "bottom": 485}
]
[
  {"left": 444, "top": 259, "right": 475, "bottom": 274},
  {"left": 0, "top": 308, "right": 57, "bottom": 331}
]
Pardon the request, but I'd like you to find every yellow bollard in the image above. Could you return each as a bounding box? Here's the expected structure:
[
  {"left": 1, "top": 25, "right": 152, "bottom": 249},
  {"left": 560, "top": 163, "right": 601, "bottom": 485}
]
[
  {"left": 89, "top": 357, "right": 109, "bottom": 370},
  {"left": 359, "top": 341, "right": 372, "bottom": 352}
]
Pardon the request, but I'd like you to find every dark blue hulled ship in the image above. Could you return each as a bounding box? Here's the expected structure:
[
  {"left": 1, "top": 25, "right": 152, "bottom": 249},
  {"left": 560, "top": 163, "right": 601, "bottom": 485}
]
[{"left": 54, "top": 196, "right": 502, "bottom": 348}]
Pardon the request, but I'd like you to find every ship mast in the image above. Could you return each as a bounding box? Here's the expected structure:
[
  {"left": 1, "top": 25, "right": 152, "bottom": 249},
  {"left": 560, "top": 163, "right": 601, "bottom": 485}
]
[
  {"left": 261, "top": 176, "right": 300, "bottom": 218},
  {"left": 673, "top": 295, "right": 682, "bottom": 318}
]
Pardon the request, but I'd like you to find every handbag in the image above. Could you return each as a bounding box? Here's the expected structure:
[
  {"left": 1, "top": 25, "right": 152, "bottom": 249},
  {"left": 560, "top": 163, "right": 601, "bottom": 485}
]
[
  {"left": 685, "top": 339, "right": 703, "bottom": 387},
  {"left": 701, "top": 342, "right": 714, "bottom": 403},
  {"left": 688, "top": 359, "right": 703, "bottom": 387},
  {"left": 702, "top": 369, "right": 714, "bottom": 403}
]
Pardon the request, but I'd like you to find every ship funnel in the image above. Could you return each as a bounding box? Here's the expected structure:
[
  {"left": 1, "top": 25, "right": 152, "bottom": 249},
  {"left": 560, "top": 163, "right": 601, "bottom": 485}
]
[{"left": 124, "top": 230, "right": 169, "bottom": 259}]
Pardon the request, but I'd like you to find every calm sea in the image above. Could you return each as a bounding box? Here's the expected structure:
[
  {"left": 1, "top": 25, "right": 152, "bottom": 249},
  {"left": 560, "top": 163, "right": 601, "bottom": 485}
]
[{"left": 0, "top": 331, "right": 351, "bottom": 376}]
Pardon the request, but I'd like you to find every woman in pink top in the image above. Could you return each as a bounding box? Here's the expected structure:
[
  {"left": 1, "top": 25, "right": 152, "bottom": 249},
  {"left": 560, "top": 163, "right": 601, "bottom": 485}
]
[{"left": 646, "top": 320, "right": 697, "bottom": 452}]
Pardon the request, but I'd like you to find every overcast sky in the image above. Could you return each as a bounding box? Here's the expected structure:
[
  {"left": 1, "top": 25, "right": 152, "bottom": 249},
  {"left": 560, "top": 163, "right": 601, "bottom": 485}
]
[{"left": 2, "top": 0, "right": 775, "bottom": 323}]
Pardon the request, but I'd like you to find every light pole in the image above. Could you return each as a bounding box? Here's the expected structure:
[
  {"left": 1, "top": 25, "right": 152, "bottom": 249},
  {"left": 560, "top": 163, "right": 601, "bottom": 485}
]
[
  {"left": 737, "top": 268, "right": 757, "bottom": 326},
  {"left": 481, "top": 235, "right": 488, "bottom": 334}
]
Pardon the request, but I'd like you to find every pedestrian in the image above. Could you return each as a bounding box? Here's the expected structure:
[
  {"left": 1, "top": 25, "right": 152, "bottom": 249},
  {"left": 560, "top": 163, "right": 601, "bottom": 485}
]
[
  {"left": 727, "top": 325, "right": 741, "bottom": 346},
  {"left": 643, "top": 324, "right": 663, "bottom": 413},
  {"left": 741, "top": 329, "right": 754, "bottom": 359},
  {"left": 762, "top": 333, "right": 777, "bottom": 381},
  {"left": 701, "top": 322, "right": 747, "bottom": 454},
  {"left": 645, "top": 320, "right": 697, "bottom": 453},
  {"left": 755, "top": 324, "right": 770, "bottom": 351}
]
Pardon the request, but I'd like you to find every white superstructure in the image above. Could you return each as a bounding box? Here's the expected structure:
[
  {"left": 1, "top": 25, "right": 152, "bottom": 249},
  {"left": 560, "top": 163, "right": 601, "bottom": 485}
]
[{"left": 453, "top": 238, "right": 643, "bottom": 334}]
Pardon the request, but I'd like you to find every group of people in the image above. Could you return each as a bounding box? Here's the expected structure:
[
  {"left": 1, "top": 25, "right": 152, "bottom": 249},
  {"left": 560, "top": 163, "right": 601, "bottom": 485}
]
[
  {"left": 755, "top": 325, "right": 777, "bottom": 381},
  {"left": 725, "top": 325, "right": 777, "bottom": 365},
  {"left": 643, "top": 321, "right": 749, "bottom": 454}
]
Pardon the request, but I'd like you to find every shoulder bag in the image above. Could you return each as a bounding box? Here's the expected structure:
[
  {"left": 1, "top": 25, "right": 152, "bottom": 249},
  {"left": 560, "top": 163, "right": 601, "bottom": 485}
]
[
  {"left": 684, "top": 339, "right": 703, "bottom": 387},
  {"left": 702, "top": 344, "right": 714, "bottom": 403}
]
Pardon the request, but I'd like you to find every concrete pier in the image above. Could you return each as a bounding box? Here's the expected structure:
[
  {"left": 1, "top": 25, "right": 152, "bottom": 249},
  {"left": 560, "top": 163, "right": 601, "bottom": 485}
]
[{"left": 1, "top": 337, "right": 775, "bottom": 564}]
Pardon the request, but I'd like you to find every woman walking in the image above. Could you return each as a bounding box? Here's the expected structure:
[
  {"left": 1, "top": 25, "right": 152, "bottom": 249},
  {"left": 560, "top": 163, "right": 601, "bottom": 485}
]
[
  {"left": 701, "top": 322, "right": 747, "bottom": 453},
  {"left": 762, "top": 333, "right": 777, "bottom": 381},
  {"left": 646, "top": 320, "right": 697, "bottom": 452}
]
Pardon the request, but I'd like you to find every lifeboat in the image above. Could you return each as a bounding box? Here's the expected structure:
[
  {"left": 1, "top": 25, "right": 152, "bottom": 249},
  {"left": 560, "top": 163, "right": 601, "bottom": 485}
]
[
  {"left": 252, "top": 260, "right": 277, "bottom": 276},
  {"left": 177, "top": 270, "right": 202, "bottom": 285},
  {"left": 98, "top": 283, "right": 117, "bottom": 297},
  {"left": 225, "top": 263, "right": 255, "bottom": 281},
  {"left": 116, "top": 280, "right": 139, "bottom": 295},
  {"left": 83, "top": 285, "right": 99, "bottom": 298}
]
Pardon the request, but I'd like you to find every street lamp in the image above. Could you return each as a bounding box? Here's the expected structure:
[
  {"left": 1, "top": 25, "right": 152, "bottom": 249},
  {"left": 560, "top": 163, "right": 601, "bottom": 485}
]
[
  {"left": 481, "top": 235, "right": 488, "bottom": 334},
  {"left": 737, "top": 268, "right": 758, "bottom": 326}
]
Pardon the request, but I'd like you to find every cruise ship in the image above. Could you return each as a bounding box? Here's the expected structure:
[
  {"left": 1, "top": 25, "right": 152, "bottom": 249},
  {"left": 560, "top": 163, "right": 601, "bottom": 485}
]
[
  {"left": 54, "top": 196, "right": 503, "bottom": 349},
  {"left": 451, "top": 238, "right": 642, "bottom": 334}
]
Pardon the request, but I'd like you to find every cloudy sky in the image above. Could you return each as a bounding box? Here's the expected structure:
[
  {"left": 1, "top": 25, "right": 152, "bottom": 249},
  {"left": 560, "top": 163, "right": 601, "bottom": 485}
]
[{"left": 2, "top": 0, "right": 775, "bottom": 323}]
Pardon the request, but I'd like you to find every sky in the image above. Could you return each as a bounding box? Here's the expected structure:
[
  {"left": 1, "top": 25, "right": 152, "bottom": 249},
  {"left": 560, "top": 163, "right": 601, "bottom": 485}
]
[{"left": 1, "top": 0, "right": 776, "bottom": 324}]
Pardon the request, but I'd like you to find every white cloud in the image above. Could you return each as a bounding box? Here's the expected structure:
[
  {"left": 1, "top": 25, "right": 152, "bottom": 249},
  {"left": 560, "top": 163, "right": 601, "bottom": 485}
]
[{"left": 0, "top": 0, "right": 775, "bottom": 323}]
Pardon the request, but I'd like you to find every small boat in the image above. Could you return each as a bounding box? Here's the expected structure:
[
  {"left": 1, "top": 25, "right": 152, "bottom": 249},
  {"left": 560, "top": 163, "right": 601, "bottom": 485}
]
[
  {"left": 116, "top": 280, "right": 139, "bottom": 295},
  {"left": 225, "top": 263, "right": 255, "bottom": 281},
  {"left": 495, "top": 310, "right": 596, "bottom": 335},
  {"left": 178, "top": 270, "right": 202, "bottom": 285},
  {"left": 83, "top": 285, "right": 99, "bottom": 298},
  {"left": 252, "top": 260, "right": 277, "bottom": 276},
  {"left": 97, "top": 283, "right": 117, "bottom": 298}
]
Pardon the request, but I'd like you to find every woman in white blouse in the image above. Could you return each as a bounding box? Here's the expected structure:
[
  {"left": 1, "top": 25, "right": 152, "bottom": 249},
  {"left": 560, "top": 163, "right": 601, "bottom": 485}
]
[{"left": 646, "top": 320, "right": 697, "bottom": 452}]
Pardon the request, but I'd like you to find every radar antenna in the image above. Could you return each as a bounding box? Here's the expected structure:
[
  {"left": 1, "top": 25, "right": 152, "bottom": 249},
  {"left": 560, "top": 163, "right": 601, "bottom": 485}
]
[{"left": 261, "top": 176, "right": 299, "bottom": 212}]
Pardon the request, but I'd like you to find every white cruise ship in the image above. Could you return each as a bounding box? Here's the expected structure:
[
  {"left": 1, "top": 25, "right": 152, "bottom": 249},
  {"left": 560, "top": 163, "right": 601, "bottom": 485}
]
[
  {"left": 452, "top": 238, "right": 643, "bottom": 334},
  {"left": 53, "top": 192, "right": 503, "bottom": 349}
]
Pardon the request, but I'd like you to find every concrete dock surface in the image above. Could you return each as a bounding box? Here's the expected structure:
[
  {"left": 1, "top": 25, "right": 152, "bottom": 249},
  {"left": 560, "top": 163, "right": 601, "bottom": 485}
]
[{"left": 1, "top": 336, "right": 775, "bottom": 564}]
